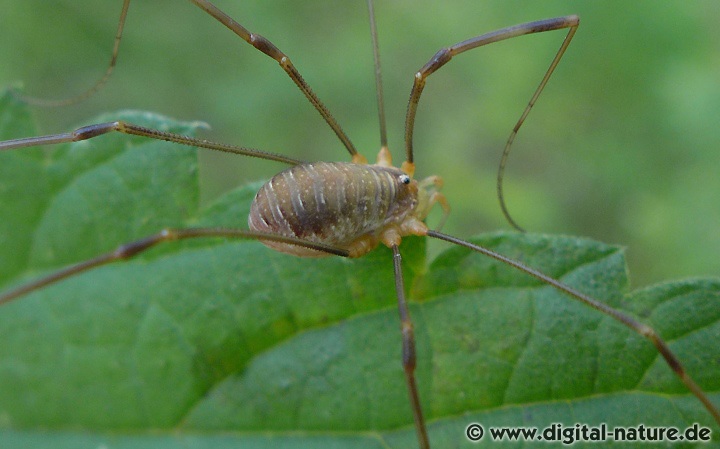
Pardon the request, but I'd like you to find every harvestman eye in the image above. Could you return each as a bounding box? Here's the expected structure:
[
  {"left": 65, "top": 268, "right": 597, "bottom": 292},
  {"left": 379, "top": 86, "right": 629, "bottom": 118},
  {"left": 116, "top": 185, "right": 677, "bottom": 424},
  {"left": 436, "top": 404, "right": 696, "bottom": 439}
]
[{"left": 0, "top": 1, "right": 718, "bottom": 449}]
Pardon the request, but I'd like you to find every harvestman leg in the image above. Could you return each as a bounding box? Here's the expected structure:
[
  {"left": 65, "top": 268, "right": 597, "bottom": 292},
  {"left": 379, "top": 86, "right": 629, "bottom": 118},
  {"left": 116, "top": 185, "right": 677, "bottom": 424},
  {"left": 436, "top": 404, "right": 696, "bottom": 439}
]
[
  {"left": 427, "top": 230, "right": 720, "bottom": 426},
  {"left": 390, "top": 19, "right": 581, "bottom": 449},
  {"left": 402, "top": 16, "right": 579, "bottom": 231},
  {"left": 0, "top": 119, "right": 300, "bottom": 165},
  {"left": 0, "top": 114, "right": 327, "bottom": 306},
  {"left": 394, "top": 14, "right": 720, "bottom": 448},
  {"left": 189, "top": 0, "right": 363, "bottom": 161},
  {"left": 393, "top": 228, "right": 720, "bottom": 449},
  {"left": 13, "top": 0, "right": 362, "bottom": 161},
  {"left": 0, "top": 229, "right": 348, "bottom": 306},
  {"left": 391, "top": 245, "right": 429, "bottom": 448},
  {"left": 11, "top": 3, "right": 129, "bottom": 108}
]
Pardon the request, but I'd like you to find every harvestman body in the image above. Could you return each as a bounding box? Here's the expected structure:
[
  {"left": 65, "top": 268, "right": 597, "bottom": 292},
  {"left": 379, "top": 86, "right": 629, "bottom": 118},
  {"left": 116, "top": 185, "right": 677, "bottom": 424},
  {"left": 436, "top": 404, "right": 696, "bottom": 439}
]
[
  {"left": 249, "top": 160, "right": 442, "bottom": 258},
  {"left": 0, "top": 1, "right": 718, "bottom": 448}
]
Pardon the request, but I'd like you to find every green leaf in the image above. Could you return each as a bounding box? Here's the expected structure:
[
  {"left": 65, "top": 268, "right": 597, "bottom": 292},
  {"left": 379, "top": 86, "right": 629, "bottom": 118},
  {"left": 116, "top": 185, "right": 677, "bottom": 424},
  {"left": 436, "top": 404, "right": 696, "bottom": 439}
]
[{"left": 0, "top": 90, "right": 718, "bottom": 449}]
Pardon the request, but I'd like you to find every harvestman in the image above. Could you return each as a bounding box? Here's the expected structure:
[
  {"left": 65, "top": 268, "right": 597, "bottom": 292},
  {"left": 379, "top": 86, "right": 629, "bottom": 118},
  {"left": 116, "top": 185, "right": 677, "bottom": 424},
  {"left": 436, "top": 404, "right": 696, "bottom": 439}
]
[{"left": 0, "top": 1, "right": 718, "bottom": 448}]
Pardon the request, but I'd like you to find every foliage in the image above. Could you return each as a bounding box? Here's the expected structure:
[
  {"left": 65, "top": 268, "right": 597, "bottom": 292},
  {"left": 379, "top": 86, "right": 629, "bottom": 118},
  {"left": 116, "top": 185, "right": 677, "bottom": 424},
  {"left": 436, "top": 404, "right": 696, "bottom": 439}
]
[{"left": 0, "top": 93, "right": 719, "bottom": 448}]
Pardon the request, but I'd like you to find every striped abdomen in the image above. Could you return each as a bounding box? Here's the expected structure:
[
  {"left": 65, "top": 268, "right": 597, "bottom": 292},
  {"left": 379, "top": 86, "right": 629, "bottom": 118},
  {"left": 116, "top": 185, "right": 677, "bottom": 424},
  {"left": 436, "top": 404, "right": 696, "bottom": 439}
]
[{"left": 248, "top": 161, "right": 419, "bottom": 257}]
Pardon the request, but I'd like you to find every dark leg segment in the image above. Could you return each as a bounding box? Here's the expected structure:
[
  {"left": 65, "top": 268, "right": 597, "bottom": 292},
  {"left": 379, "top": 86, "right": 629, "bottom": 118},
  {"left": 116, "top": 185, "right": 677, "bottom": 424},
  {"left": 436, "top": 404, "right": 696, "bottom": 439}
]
[
  {"left": 426, "top": 230, "right": 720, "bottom": 427},
  {"left": 0, "top": 120, "right": 302, "bottom": 165},
  {"left": 403, "top": 16, "right": 579, "bottom": 230},
  {"left": 189, "top": 0, "right": 359, "bottom": 160},
  {"left": 12, "top": 0, "right": 359, "bottom": 160},
  {"left": 391, "top": 244, "right": 430, "bottom": 449},
  {"left": 0, "top": 228, "right": 348, "bottom": 306}
]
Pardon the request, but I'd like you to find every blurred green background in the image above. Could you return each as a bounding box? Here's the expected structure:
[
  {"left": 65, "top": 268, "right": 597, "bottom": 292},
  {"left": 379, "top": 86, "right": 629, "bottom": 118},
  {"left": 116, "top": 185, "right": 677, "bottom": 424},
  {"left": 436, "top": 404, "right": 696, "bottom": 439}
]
[{"left": 1, "top": 0, "right": 718, "bottom": 287}]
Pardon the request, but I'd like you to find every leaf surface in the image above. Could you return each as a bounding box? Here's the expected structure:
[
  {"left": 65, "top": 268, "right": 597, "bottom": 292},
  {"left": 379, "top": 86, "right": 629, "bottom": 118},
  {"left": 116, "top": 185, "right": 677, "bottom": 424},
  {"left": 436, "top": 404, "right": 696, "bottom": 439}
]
[{"left": 0, "top": 92, "right": 718, "bottom": 448}]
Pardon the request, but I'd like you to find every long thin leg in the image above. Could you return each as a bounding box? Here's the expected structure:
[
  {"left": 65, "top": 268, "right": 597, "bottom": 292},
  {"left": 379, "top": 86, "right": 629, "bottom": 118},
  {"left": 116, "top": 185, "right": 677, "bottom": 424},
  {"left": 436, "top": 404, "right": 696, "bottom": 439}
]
[
  {"left": 367, "top": 0, "right": 388, "bottom": 154},
  {"left": 189, "top": 0, "right": 361, "bottom": 161},
  {"left": 13, "top": 0, "right": 360, "bottom": 161},
  {"left": 391, "top": 244, "right": 430, "bottom": 449},
  {"left": 0, "top": 228, "right": 348, "bottom": 306},
  {"left": 496, "top": 20, "right": 578, "bottom": 232},
  {"left": 402, "top": 16, "right": 579, "bottom": 231},
  {"left": 0, "top": 120, "right": 302, "bottom": 165},
  {"left": 426, "top": 229, "right": 720, "bottom": 427},
  {"left": 11, "top": 0, "right": 131, "bottom": 107}
]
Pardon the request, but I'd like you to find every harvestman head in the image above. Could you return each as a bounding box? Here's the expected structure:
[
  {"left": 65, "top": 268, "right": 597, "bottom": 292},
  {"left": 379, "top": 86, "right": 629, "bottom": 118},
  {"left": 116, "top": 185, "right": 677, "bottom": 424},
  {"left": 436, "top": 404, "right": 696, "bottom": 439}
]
[{"left": 0, "top": 1, "right": 718, "bottom": 448}]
